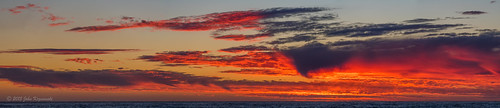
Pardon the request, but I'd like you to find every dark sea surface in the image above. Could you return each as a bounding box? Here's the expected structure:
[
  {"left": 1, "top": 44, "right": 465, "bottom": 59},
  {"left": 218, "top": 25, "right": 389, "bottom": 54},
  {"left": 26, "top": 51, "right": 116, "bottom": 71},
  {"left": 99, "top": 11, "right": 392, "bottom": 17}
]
[{"left": 1, "top": 101, "right": 500, "bottom": 108}]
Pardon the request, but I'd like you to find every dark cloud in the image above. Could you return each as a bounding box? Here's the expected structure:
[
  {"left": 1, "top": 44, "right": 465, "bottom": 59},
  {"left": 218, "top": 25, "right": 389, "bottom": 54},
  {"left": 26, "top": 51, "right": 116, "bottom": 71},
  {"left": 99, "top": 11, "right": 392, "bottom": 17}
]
[
  {"left": 403, "top": 18, "right": 439, "bottom": 23},
  {"left": 267, "top": 35, "right": 318, "bottom": 45},
  {"left": 258, "top": 7, "right": 330, "bottom": 19},
  {"left": 260, "top": 21, "right": 337, "bottom": 35},
  {"left": 282, "top": 42, "right": 352, "bottom": 77},
  {"left": 0, "top": 65, "right": 40, "bottom": 69},
  {"left": 425, "top": 32, "right": 478, "bottom": 37},
  {"left": 325, "top": 23, "right": 463, "bottom": 37},
  {"left": 212, "top": 33, "right": 270, "bottom": 41},
  {"left": 260, "top": 17, "right": 462, "bottom": 45},
  {"left": 1, "top": 48, "right": 139, "bottom": 55},
  {"left": 218, "top": 45, "right": 271, "bottom": 53},
  {"left": 0, "top": 68, "right": 222, "bottom": 87},
  {"left": 461, "top": 11, "right": 487, "bottom": 15},
  {"left": 303, "top": 13, "right": 337, "bottom": 21},
  {"left": 282, "top": 32, "right": 500, "bottom": 77},
  {"left": 403, "top": 17, "right": 471, "bottom": 23}
]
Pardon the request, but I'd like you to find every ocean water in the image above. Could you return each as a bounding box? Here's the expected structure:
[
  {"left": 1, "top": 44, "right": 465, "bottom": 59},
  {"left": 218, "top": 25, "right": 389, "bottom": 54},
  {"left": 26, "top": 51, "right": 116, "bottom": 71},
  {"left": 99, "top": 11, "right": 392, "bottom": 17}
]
[{"left": 1, "top": 101, "right": 500, "bottom": 108}]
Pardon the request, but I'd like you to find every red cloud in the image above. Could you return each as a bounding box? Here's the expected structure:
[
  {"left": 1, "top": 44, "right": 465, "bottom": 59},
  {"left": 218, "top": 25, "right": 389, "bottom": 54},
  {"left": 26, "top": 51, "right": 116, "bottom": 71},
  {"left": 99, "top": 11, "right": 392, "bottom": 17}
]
[
  {"left": 6, "top": 3, "right": 72, "bottom": 26},
  {"left": 139, "top": 50, "right": 297, "bottom": 76},
  {"left": 67, "top": 10, "right": 263, "bottom": 32},
  {"left": 67, "top": 7, "right": 329, "bottom": 41},
  {"left": 49, "top": 21, "right": 73, "bottom": 27}
]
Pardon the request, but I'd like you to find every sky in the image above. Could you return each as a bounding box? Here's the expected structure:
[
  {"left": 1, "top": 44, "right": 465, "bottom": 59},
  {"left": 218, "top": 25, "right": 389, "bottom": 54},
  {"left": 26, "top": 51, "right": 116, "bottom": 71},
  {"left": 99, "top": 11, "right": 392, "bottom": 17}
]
[{"left": 0, "top": 0, "right": 500, "bottom": 101}]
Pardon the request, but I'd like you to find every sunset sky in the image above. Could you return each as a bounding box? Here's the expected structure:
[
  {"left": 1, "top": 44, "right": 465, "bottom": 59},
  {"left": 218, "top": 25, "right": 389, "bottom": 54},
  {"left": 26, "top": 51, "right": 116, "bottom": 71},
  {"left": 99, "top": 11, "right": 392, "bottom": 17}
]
[{"left": 1, "top": 0, "right": 500, "bottom": 101}]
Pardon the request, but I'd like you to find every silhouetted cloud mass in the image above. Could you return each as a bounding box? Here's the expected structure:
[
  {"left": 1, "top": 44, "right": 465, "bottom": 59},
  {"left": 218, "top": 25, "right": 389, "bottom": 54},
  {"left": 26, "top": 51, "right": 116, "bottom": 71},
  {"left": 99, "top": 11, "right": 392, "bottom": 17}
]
[{"left": 282, "top": 31, "right": 500, "bottom": 77}]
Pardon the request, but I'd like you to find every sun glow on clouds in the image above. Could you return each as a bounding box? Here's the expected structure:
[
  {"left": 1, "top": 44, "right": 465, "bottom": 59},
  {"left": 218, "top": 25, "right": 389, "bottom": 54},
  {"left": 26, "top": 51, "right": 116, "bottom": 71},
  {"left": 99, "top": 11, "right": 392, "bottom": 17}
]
[{"left": 2, "top": 2, "right": 500, "bottom": 101}]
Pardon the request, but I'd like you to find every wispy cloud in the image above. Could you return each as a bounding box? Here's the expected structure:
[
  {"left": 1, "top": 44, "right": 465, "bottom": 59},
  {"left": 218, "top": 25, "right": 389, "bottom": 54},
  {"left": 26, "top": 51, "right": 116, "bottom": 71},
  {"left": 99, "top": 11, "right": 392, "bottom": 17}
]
[
  {"left": 5, "top": 3, "right": 72, "bottom": 26},
  {"left": 218, "top": 45, "right": 272, "bottom": 53}
]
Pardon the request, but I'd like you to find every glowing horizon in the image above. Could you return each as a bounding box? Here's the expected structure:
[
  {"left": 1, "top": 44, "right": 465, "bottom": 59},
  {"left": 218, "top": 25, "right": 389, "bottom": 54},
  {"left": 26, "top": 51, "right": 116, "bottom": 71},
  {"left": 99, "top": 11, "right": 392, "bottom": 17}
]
[{"left": 1, "top": 0, "right": 500, "bottom": 101}]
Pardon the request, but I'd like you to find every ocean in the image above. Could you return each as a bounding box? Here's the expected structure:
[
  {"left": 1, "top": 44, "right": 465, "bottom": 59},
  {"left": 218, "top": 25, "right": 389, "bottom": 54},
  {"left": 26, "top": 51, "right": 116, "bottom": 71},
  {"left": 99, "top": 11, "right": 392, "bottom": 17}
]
[{"left": 1, "top": 101, "right": 500, "bottom": 108}]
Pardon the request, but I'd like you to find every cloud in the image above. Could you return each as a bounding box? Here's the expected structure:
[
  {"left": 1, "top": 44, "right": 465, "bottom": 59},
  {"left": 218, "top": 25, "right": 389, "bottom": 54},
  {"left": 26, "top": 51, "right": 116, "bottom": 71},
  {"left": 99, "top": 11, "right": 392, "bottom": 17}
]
[
  {"left": 65, "top": 58, "right": 103, "bottom": 64},
  {"left": 324, "top": 23, "right": 463, "bottom": 37},
  {"left": 282, "top": 42, "right": 352, "bottom": 77},
  {"left": 67, "top": 7, "right": 330, "bottom": 32},
  {"left": 1, "top": 48, "right": 139, "bottom": 55},
  {"left": 461, "top": 11, "right": 487, "bottom": 15},
  {"left": 212, "top": 33, "right": 270, "bottom": 41},
  {"left": 259, "top": 17, "right": 462, "bottom": 45},
  {"left": 0, "top": 65, "right": 40, "bottom": 69},
  {"left": 218, "top": 45, "right": 271, "bottom": 53},
  {"left": 138, "top": 50, "right": 297, "bottom": 75},
  {"left": 403, "top": 18, "right": 439, "bottom": 23},
  {"left": 48, "top": 21, "right": 73, "bottom": 27},
  {"left": 1, "top": 67, "right": 499, "bottom": 100},
  {"left": 266, "top": 35, "right": 317, "bottom": 44},
  {"left": 0, "top": 68, "right": 222, "bottom": 88},
  {"left": 425, "top": 32, "right": 478, "bottom": 37},
  {"left": 68, "top": 7, "right": 334, "bottom": 41},
  {"left": 220, "top": 69, "right": 298, "bottom": 76},
  {"left": 6, "top": 3, "right": 72, "bottom": 26},
  {"left": 282, "top": 31, "right": 500, "bottom": 78}
]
